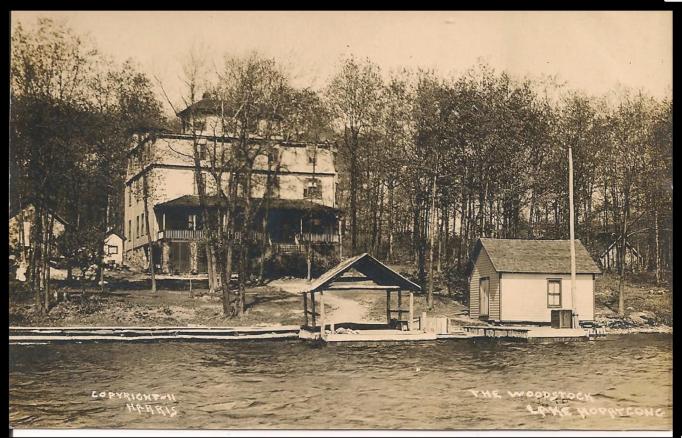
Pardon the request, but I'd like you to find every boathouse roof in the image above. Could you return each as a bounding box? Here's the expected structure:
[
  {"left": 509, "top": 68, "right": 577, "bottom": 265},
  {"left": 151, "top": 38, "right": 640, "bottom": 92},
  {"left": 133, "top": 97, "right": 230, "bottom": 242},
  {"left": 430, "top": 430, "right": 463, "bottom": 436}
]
[
  {"left": 303, "top": 253, "right": 422, "bottom": 293},
  {"left": 473, "top": 238, "right": 601, "bottom": 275}
]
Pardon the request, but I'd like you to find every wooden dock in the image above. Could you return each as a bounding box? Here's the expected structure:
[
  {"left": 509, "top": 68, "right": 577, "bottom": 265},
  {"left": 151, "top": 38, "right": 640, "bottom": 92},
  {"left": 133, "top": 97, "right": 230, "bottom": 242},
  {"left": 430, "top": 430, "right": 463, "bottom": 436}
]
[
  {"left": 299, "top": 328, "right": 437, "bottom": 343},
  {"left": 9, "top": 325, "right": 301, "bottom": 344},
  {"left": 463, "top": 325, "right": 593, "bottom": 342}
]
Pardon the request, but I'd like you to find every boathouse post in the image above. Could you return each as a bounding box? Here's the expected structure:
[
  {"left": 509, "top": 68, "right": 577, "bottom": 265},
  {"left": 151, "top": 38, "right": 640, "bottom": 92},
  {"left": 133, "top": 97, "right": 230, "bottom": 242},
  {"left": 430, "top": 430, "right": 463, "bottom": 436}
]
[
  {"left": 409, "top": 292, "right": 414, "bottom": 331},
  {"left": 319, "top": 291, "right": 326, "bottom": 337},
  {"left": 398, "top": 289, "right": 402, "bottom": 323},
  {"left": 311, "top": 292, "right": 316, "bottom": 328},
  {"left": 303, "top": 292, "right": 309, "bottom": 327}
]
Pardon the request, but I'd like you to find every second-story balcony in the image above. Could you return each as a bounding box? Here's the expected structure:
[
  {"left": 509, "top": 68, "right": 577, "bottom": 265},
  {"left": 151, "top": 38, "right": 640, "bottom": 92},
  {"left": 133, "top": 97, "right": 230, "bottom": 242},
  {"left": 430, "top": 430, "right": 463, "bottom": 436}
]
[
  {"left": 157, "top": 229, "right": 340, "bottom": 245},
  {"left": 158, "top": 229, "right": 205, "bottom": 240}
]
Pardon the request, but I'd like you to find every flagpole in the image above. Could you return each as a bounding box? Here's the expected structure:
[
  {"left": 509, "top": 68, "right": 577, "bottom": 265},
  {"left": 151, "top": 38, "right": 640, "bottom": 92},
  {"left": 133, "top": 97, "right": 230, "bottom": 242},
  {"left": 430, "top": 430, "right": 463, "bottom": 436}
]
[{"left": 568, "top": 144, "right": 578, "bottom": 328}]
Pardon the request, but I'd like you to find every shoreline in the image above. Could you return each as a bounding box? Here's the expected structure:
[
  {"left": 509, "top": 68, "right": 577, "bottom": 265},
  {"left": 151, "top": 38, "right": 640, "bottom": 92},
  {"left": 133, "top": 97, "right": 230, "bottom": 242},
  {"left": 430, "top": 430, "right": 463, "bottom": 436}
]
[
  {"left": 604, "top": 325, "right": 672, "bottom": 335},
  {"left": 10, "top": 322, "right": 671, "bottom": 340}
]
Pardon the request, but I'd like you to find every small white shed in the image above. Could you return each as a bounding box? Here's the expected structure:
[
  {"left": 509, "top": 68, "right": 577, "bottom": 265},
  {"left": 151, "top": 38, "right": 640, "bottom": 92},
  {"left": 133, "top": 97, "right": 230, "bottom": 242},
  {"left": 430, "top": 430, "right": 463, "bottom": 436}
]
[
  {"left": 103, "top": 231, "right": 124, "bottom": 266},
  {"left": 468, "top": 238, "right": 601, "bottom": 324}
]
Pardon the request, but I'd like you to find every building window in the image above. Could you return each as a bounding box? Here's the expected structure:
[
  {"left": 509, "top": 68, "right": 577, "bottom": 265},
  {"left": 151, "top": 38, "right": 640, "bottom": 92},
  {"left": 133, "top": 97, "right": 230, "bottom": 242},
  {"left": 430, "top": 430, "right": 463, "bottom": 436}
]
[
  {"left": 304, "top": 178, "right": 322, "bottom": 199},
  {"left": 141, "top": 213, "right": 145, "bottom": 235},
  {"left": 197, "top": 139, "right": 207, "bottom": 160},
  {"left": 192, "top": 119, "right": 206, "bottom": 132},
  {"left": 479, "top": 277, "right": 490, "bottom": 317},
  {"left": 547, "top": 279, "right": 562, "bottom": 308},
  {"left": 108, "top": 245, "right": 118, "bottom": 255},
  {"left": 188, "top": 214, "right": 197, "bottom": 230},
  {"left": 128, "top": 220, "right": 131, "bottom": 240},
  {"left": 136, "top": 216, "right": 140, "bottom": 238},
  {"left": 128, "top": 185, "right": 132, "bottom": 207}
]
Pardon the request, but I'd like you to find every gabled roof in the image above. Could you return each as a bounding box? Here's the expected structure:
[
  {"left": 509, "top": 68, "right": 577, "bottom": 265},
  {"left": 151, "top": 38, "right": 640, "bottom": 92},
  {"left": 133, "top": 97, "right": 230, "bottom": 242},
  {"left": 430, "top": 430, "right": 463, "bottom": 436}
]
[
  {"left": 473, "top": 238, "right": 601, "bottom": 275},
  {"left": 302, "top": 253, "right": 421, "bottom": 293},
  {"left": 9, "top": 201, "right": 68, "bottom": 226},
  {"left": 154, "top": 195, "right": 340, "bottom": 215},
  {"left": 177, "top": 98, "right": 222, "bottom": 118},
  {"left": 177, "top": 97, "right": 283, "bottom": 121},
  {"left": 598, "top": 239, "right": 642, "bottom": 260},
  {"left": 104, "top": 230, "right": 125, "bottom": 241}
]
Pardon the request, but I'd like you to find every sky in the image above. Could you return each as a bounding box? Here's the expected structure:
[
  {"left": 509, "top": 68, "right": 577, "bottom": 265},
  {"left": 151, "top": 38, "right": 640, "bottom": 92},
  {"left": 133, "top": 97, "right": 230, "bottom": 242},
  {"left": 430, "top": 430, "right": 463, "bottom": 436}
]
[{"left": 11, "top": 11, "right": 673, "bottom": 116}]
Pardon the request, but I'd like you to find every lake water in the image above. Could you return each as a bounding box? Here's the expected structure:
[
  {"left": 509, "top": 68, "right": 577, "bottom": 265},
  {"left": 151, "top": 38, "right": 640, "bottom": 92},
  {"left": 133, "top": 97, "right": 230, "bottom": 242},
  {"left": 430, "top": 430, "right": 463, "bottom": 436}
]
[{"left": 9, "top": 333, "right": 672, "bottom": 430}]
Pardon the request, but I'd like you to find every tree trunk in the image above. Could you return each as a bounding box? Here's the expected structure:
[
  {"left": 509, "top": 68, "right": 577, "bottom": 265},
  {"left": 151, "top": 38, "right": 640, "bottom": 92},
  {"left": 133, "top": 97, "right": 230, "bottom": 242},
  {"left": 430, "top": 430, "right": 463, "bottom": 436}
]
[
  {"left": 375, "top": 181, "right": 384, "bottom": 257},
  {"left": 236, "top": 243, "right": 247, "bottom": 317},
  {"left": 142, "top": 174, "right": 156, "bottom": 294},
  {"left": 349, "top": 130, "right": 359, "bottom": 255},
  {"left": 618, "top": 195, "right": 630, "bottom": 316},
  {"left": 206, "top": 242, "right": 216, "bottom": 293},
  {"left": 222, "top": 242, "right": 233, "bottom": 316},
  {"left": 387, "top": 183, "right": 394, "bottom": 262},
  {"left": 30, "top": 206, "right": 41, "bottom": 312},
  {"left": 655, "top": 209, "right": 661, "bottom": 285},
  {"left": 427, "top": 173, "right": 437, "bottom": 310},
  {"left": 259, "top": 211, "right": 269, "bottom": 282},
  {"left": 42, "top": 212, "right": 50, "bottom": 312}
]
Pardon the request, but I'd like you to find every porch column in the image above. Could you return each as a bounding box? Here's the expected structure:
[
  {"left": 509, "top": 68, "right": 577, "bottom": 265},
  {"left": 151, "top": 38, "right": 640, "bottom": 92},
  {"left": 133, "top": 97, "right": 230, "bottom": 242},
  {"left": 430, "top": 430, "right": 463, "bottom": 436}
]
[
  {"left": 409, "top": 292, "right": 414, "bottom": 331},
  {"left": 189, "top": 241, "right": 198, "bottom": 273},
  {"left": 161, "top": 241, "right": 170, "bottom": 273},
  {"left": 386, "top": 290, "right": 391, "bottom": 325},
  {"left": 338, "top": 220, "right": 343, "bottom": 259},
  {"left": 303, "top": 292, "right": 309, "bottom": 327},
  {"left": 319, "top": 291, "right": 325, "bottom": 337},
  {"left": 398, "top": 289, "right": 402, "bottom": 321},
  {"left": 162, "top": 213, "right": 166, "bottom": 232}
]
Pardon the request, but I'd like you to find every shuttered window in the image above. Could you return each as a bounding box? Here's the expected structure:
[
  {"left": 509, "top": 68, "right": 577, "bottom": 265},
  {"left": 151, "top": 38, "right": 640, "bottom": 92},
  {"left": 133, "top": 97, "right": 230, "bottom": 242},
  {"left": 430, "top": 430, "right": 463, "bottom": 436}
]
[{"left": 547, "top": 279, "right": 562, "bottom": 308}]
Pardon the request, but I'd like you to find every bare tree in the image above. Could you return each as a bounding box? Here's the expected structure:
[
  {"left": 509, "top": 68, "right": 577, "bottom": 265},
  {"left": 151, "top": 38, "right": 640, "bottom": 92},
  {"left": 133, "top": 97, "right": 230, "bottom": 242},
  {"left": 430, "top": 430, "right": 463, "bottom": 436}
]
[{"left": 327, "top": 56, "right": 383, "bottom": 256}]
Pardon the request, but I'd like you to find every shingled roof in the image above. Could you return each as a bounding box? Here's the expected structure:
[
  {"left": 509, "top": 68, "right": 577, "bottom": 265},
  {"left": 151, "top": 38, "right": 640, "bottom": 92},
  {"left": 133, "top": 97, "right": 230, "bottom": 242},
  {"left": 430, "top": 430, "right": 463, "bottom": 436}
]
[
  {"left": 474, "top": 238, "right": 601, "bottom": 274},
  {"left": 303, "top": 253, "right": 421, "bottom": 293}
]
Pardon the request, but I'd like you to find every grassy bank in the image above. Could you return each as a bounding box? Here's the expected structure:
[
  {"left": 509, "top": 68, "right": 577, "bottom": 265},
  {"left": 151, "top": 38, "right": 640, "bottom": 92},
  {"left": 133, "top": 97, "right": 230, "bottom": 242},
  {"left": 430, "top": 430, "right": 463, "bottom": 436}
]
[
  {"left": 9, "top": 269, "right": 671, "bottom": 332},
  {"left": 9, "top": 279, "right": 304, "bottom": 328}
]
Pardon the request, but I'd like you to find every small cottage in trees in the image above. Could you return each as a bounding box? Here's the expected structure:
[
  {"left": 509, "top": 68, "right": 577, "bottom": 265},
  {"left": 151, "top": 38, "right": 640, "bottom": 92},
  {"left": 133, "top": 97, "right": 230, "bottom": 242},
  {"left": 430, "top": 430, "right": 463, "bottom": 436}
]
[
  {"left": 103, "top": 230, "right": 124, "bottom": 267},
  {"left": 9, "top": 202, "right": 67, "bottom": 257},
  {"left": 595, "top": 234, "right": 644, "bottom": 273},
  {"left": 468, "top": 238, "right": 601, "bottom": 324}
]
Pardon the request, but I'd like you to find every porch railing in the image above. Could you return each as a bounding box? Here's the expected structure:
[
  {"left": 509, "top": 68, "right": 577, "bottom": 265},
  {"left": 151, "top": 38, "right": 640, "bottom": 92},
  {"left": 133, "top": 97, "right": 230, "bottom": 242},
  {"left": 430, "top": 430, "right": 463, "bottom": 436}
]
[
  {"left": 295, "top": 233, "right": 340, "bottom": 244},
  {"left": 158, "top": 229, "right": 266, "bottom": 242}
]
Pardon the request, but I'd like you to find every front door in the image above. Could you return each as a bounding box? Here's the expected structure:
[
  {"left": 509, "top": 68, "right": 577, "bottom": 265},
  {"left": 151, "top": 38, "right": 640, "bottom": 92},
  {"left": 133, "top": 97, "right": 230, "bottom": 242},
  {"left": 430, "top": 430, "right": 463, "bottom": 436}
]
[
  {"left": 479, "top": 277, "right": 490, "bottom": 318},
  {"left": 169, "top": 242, "right": 190, "bottom": 274}
]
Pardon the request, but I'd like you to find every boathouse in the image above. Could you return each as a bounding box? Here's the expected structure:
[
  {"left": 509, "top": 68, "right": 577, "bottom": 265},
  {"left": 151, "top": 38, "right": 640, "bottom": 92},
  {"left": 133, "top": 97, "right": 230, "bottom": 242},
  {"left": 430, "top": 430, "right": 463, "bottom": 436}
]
[
  {"left": 468, "top": 238, "right": 601, "bottom": 324},
  {"left": 300, "top": 253, "right": 431, "bottom": 342}
]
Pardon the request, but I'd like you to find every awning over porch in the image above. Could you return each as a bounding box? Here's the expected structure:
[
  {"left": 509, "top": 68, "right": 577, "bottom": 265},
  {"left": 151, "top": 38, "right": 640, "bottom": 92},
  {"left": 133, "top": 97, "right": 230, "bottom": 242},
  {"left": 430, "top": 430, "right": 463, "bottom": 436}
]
[{"left": 154, "top": 194, "right": 341, "bottom": 216}]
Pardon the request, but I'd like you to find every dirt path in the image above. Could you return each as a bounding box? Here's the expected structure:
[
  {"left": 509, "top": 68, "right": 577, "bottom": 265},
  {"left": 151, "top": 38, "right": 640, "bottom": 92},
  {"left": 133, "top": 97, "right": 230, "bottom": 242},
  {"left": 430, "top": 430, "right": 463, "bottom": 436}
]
[
  {"left": 269, "top": 278, "right": 376, "bottom": 324},
  {"left": 323, "top": 293, "right": 374, "bottom": 324}
]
